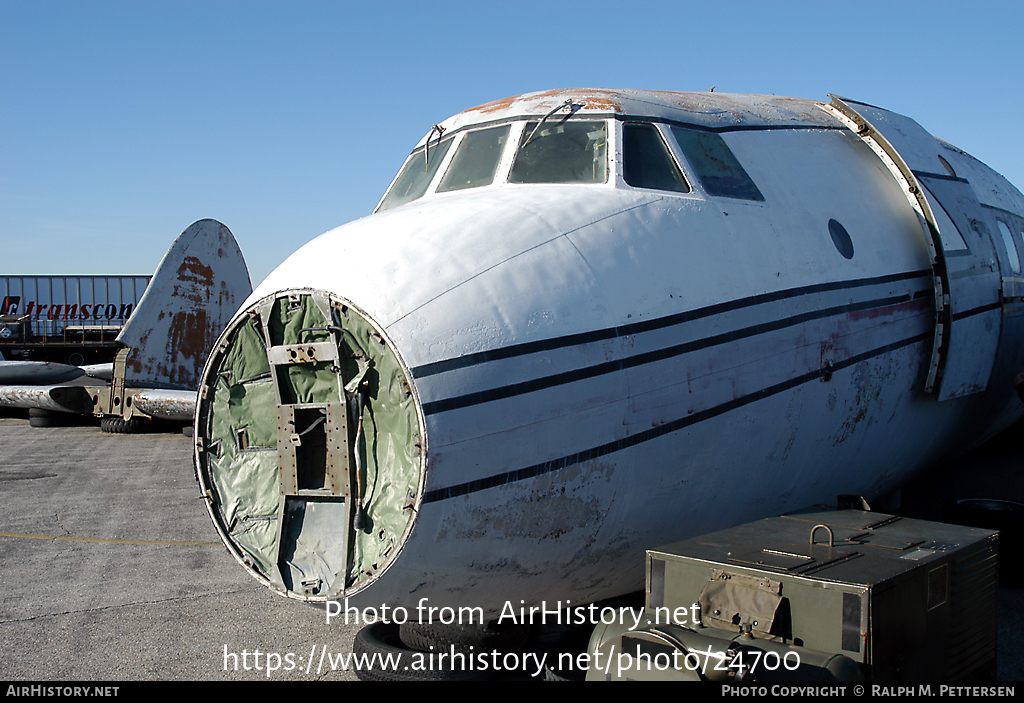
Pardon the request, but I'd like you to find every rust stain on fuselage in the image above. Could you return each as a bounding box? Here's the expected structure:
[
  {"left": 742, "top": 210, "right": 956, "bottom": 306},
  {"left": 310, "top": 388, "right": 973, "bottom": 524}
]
[
  {"left": 465, "top": 94, "right": 523, "bottom": 115},
  {"left": 463, "top": 89, "right": 624, "bottom": 117},
  {"left": 574, "top": 93, "right": 623, "bottom": 113},
  {"left": 847, "top": 295, "right": 932, "bottom": 322}
]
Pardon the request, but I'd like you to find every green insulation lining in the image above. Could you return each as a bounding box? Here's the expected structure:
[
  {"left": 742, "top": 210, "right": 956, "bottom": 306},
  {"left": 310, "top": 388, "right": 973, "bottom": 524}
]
[{"left": 199, "top": 292, "right": 422, "bottom": 598}]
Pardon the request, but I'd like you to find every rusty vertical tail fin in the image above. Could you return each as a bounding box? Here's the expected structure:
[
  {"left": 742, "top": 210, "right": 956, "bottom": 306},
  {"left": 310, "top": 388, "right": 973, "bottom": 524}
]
[{"left": 116, "top": 219, "right": 251, "bottom": 390}]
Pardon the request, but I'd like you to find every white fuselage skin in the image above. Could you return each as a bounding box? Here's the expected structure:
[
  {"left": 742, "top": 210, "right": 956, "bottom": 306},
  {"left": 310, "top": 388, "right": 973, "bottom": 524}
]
[{"left": 243, "top": 96, "right": 1024, "bottom": 616}]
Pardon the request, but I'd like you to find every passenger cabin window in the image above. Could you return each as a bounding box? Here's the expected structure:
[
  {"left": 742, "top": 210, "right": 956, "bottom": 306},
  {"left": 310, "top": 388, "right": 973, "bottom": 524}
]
[
  {"left": 509, "top": 120, "right": 607, "bottom": 184},
  {"left": 622, "top": 123, "right": 690, "bottom": 193},
  {"left": 670, "top": 126, "right": 764, "bottom": 201},
  {"left": 437, "top": 125, "right": 510, "bottom": 193},
  {"left": 377, "top": 134, "right": 455, "bottom": 212}
]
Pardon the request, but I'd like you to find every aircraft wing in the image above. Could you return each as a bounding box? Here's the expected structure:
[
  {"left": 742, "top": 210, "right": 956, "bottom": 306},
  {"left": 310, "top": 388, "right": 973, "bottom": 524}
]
[
  {"left": 129, "top": 389, "right": 196, "bottom": 421},
  {"left": 0, "top": 360, "right": 85, "bottom": 385},
  {"left": 0, "top": 360, "right": 113, "bottom": 386},
  {"left": 0, "top": 385, "right": 81, "bottom": 413},
  {"left": 0, "top": 384, "right": 196, "bottom": 422}
]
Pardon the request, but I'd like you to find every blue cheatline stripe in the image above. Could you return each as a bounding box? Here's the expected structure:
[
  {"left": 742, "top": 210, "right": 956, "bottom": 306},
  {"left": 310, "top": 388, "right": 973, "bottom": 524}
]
[
  {"left": 422, "top": 293, "right": 927, "bottom": 416},
  {"left": 951, "top": 302, "right": 1001, "bottom": 322},
  {"left": 411, "top": 269, "right": 931, "bottom": 379},
  {"left": 421, "top": 331, "right": 931, "bottom": 503}
]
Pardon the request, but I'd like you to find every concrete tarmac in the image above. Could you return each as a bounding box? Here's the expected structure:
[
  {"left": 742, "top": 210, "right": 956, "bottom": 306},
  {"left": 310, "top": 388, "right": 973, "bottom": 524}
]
[
  {"left": 1, "top": 412, "right": 1022, "bottom": 682},
  {"left": 0, "top": 415, "right": 359, "bottom": 681}
]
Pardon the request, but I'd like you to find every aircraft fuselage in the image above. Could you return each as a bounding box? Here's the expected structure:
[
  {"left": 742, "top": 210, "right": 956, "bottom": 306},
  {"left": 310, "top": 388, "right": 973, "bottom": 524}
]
[{"left": 195, "top": 90, "right": 1024, "bottom": 617}]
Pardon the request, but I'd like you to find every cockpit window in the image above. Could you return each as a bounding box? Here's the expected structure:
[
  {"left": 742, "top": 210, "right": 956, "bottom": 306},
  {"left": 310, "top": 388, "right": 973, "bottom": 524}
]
[
  {"left": 437, "top": 125, "right": 510, "bottom": 193},
  {"left": 997, "top": 220, "right": 1021, "bottom": 274},
  {"left": 623, "top": 123, "right": 690, "bottom": 193},
  {"left": 377, "top": 134, "right": 455, "bottom": 212},
  {"left": 509, "top": 120, "right": 607, "bottom": 184},
  {"left": 669, "top": 126, "right": 764, "bottom": 201}
]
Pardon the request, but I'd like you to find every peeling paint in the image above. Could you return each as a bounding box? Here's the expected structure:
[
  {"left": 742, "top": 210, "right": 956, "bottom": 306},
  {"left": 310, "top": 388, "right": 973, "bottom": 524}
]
[
  {"left": 178, "top": 256, "right": 214, "bottom": 288},
  {"left": 131, "top": 389, "right": 196, "bottom": 421},
  {"left": 440, "top": 461, "right": 614, "bottom": 542},
  {"left": 456, "top": 88, "right": 834, "bottom": 132},
  {"left": 118, "top": 220, "right": 251, "bottom": 390},
  {"left": 464, "top": 89, "right": 567, "bottom": 116},
  {"left": 457, "top": 491, "right": 603, "bottom": 541}
]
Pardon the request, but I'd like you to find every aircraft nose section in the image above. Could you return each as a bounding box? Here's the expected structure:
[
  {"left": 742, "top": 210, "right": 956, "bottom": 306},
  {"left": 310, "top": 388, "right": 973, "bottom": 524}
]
[{"left": 194, "top": 289, "right": 424, "bottom": 601}]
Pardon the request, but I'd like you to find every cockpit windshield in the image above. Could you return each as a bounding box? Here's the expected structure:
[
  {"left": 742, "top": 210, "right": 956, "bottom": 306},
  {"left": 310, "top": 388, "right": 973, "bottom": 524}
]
[
  {"left": 377, "top": 117, "right": 611, "bottom": 212},
  {"left": 377, "top": 134, "right": 455, "bottom": 212},
  {"left": 437, "top": 125, "right": 510, "bottom": 193},
  {"left": 509, "top": 120, "right": 607, "bottom": 184}
]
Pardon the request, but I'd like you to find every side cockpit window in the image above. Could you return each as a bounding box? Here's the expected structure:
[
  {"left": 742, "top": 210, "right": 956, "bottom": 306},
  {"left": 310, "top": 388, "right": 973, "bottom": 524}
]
[
  {"left": 377, "top": 134, "right": 455, "bottom": 212},
  {"left": 997, "top": 220, "right": 1021, "bottom": 274},
  {"left": 622, "top": 123, "right": 690, "bottom": 193},
  {"left": 670, "top": 126, "right": 764, "bottom": 201},
  {"left": 509, "top": 120, "right": 607, "bottom": 184},
  {"left": 437, "top": 125, "right": 510, "bottom": 193}
]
